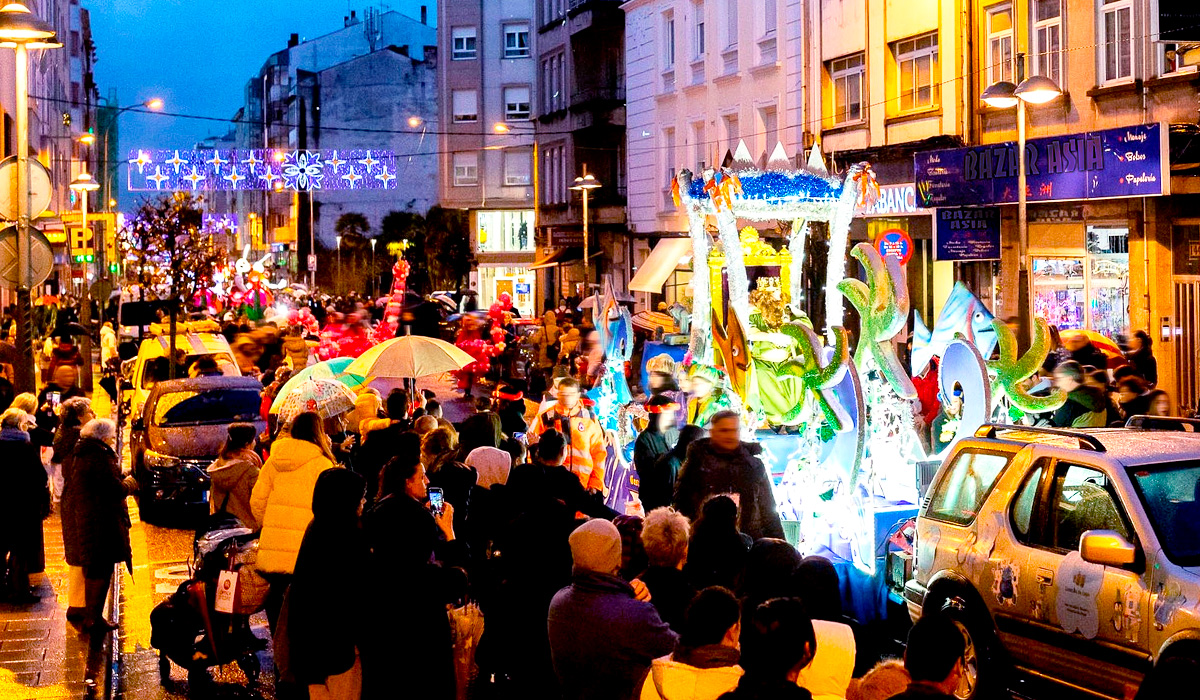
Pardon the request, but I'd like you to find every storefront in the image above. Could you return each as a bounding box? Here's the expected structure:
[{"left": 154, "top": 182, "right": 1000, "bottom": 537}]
[{"left": 470, "top": 209, "right": 537, "bottom": 317}]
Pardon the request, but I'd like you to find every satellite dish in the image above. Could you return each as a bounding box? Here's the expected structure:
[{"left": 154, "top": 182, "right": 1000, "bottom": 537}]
[
  {"left": 0, "top": 156, "right": 54, "bottom": 221},
  {"left": 0, "top": 225, "right": 55, "bottom": 289}
]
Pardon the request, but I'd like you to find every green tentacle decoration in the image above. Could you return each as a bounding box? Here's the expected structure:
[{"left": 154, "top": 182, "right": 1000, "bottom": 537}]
[
  {"left": 776, "top": 322, "right": 852, "bottom": 432},
  {"left": 837, "top": 243, "right": 916, "bottom": 399},
  {"left": 987, "top": 318, "right": 1067, "bottom": 414}
]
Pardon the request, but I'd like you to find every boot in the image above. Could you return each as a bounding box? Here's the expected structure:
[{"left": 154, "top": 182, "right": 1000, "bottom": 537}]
[{"left": 81, "top": 575, "right": 116, "bottom": 634}]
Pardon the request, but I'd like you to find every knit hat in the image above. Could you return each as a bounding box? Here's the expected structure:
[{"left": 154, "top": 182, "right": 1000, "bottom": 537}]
[
  {"left": 465, "top": 446, "right": 512, "bottom": 489},
  {"left": 568, "top": 519, "right": 623, "bottom": 574}
]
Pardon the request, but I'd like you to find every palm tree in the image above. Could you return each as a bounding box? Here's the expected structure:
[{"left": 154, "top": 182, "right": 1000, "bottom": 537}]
[{"left": 334, "top": 213, "right": 370, "bottom": 295}]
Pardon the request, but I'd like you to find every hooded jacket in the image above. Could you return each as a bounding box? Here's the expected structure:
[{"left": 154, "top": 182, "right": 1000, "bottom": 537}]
[
  {"left": 795, "top": 620, "right": 856, "bottom": 700},
  {"left": 529, "top": 403, "right": 609, "bottom": 494},
  {"left": 282, "top": 334, "right": 311, "bottom": 369},
  {"left": 673, "top": 439, "right": 785, "bottom": 541},
  {"left": 1051, "top": 385, "right": 1108, "bottom": 428},
  {"left": 208, "top": 451, "right": 262, "bottom": 529},
  {"left": 62, "top": 436, "right": 132, "bottom": 570},
  {"left": 640, "top": 647, "right": 743, "bottom": 700},
  {"left": 250, "top": 437, "right": 336, "bottom": 574}
]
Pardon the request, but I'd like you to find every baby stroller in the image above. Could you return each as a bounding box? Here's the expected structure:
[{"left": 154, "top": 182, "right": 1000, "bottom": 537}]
[{"left": 149, "top": 514, "right": 270, "bottom": 690}]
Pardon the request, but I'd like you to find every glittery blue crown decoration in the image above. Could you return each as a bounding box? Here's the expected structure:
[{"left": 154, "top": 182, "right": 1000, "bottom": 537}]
[
  {"left": 127, "top": 149, "right": 398, "bottom": 192},
  {"left": 685, "top": 170, "right": 843, "bottom": 203}
]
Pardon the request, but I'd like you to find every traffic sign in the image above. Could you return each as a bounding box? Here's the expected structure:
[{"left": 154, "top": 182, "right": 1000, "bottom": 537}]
[
  {"left": 0, "top": 225, "right": 55, "bottom": 288},
  {"left": 0, "top": 156, "right": 53, "bottom": 221},
  {"left": 69, "top": 225, "right": 94, "bottom": 259},
  {"left": 876, "top": 228, "right": 914, "bottom": 266},
  {"left": 307, "top": 254, "right": 317, "bottom": 272}
]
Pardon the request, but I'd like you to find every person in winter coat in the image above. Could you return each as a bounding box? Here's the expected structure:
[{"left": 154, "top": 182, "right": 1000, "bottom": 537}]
[
  {"left": 53, "top": 397, "right": 92, "bottom": 619},
  {"left": 282, "top": 325, "right": 311, "bottom": 370},
  {"left": 285, "top": 468, "right": 369, "bottom": 700},
  {"left": 640, "top": 586, "right": 744, "bottom": 700},
  {"left": 528, "top": 377, "right": 609, "bottom": 494},
  {"left": 634, "top": 396, "right": 680, "bottom": 509},
  {"left": 357, "top": 388, "right": 410, "bottom": 504},
  {"left": 673, "top": 412, "right": 784, "bottom": 541},
  {"left": 424, "top": 426, "right": 477, "bottom": 532},
  {"left": 0, "top": 409, "right": 50, "bottom": 603},
  {"left": 494, "top": 384, "right": 529, "bottom": 437},
  {"left": 717, "top": 598, "right": 815, "bottom": 700},
  {"left": 1125, "top": 329, "right": 1158, "bottom": 386},
  {"left": 249, "top": 411, "right": 337, "bottom": 630},
  {"left": 639, "top": 507, "right": 694, "bottom": 633},
  {"left": 207, "top": 423, "right": 262, "bottom": 528},
  {"left": 63, "top": 418, "right": 137, "bottom": 633},
  {"left": 794, "top": 556, "right": 871, "bottom": 678},
  {"left": 889, "top": 614, "right": 964, "bottom": 700},
  {"left": 1063, "top": 333, "right": 1108, "bottom": 370},
  {"left": 1049, "top": 361, "right": 1108, "bottom": 428},
  {"left": 35, "top": 364, "right": 84, "bottom": 434},
  {"left": 362, "top": 450, "right": 466, "bottom": 700},
  {"left": 548, "top": 518, "right": 678, "bottom": 700},
  {"left": 684, "top": 495, "right": 752, "bottom": 591},
  {"left": 641, "top": 425, "right": 704, "bottom": 515}
]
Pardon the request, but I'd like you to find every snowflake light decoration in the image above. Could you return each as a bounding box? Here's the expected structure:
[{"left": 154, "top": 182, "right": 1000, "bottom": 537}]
[{"left": 282, "top": 151, "right": 324, "bottom": 190}]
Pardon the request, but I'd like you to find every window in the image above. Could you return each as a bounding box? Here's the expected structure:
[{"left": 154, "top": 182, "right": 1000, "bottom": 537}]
[
  {"left": 1131, "top": 461, "right": 1200, "bottom": 566},
  {"left": 762, "top": 0, "right": 777, "bottom": 36},
  {"left": 453, "top": 152, "right": 478, "bottom": 186},
  {"left": 894, "top": 33, "right": 939, "bottom": 112},
  {"left": 663, "top": 127, "right": 677, "bottom": 208},
  {"left": 504, "top": 86, "right": 532, "bottom": 120},
  {"left": 758, "top": 104, "right": 778, "bottom": 155},
  {"left": 1033, "top": 0, "right": 1062, "bottom": 85},
  {"left": 504, "top": 23, "right": 531, "bottom": 59},
  {"left": 1011, "top": 462, "right": 1046, "bottom": 540},
  {"left": 452, "top": 90, "right": 478, "bottom": 123},
  {"left": 503, "top": 150, "right": 532, "bottom": 186},
  {"left": 1048, "top": 464, "right": 1131, "bottom": 551},
  {"left": 542, "top": 55, "right": 564, "bottom": 113},
  {"left": 693, "top": 1, "right": 706, "bottom": 58},
  {"left": 1099, "top": 0, "right": 1133, "bottom": 83},
  {"left": 451, "top": 27, "right": 477, "bottom": 60},
  {"left": 1160, "top": 43, "right": 1193, "bottom": 75},
  {"left": 987, "top": 5, "right": 1015, "bottom": 84},
  {"left": 477, "top": 211, "right": 535, "bottom": 253},
  {"left": 722, "top": 113, "right": 739, "bottom": 155},
  {"left": 724, "top": 0, "right": 738, "bottom": 49},
  {"left": 692, "top": 121, "right": 707, "bottom": 170},
  {"left": 663, "top": 10, "right": 676, "bottom": 69},
  {"left": 926, "top": 450, "right": 1011, "bottom": 525},
  {"left": 830, "top": 53, "right": 865, "bottom": 124}
]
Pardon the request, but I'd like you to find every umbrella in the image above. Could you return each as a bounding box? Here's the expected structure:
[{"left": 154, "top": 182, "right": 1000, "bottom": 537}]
[
  {"left": 53, "top": 322, "right": 89, "bottom": 337},
  {"left": 345, "top": 335, "right": 475, "bottom": 379},
  {"left": 270, "top": 357, "right": 367, "bottom": 414},
  {"left": 631, "top": 310, "right": 678, "bottom": 334},
  {"left": 34, "top": 294, "right": 59, "bottom": 306},
  {"left": 1060, "top": 329, "right": 1127, "bottom": 369},
  {"left": 275, "top": 378, "right": 358, "bottom": 422}
]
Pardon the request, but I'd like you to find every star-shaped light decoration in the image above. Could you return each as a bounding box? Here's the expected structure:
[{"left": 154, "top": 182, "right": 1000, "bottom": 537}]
[
  {"left": 207, "top": 151, "right": 229, "bottom": 171},
  {"left": 342, "top": 171, "right": 363, "bottom": 188},
  {"left": 358, "top": 151, "right": 379, "bottom": 173},
  {"left": 131, "top": 151, "right": 152, "bottom": 175},
  {"left": 147, "top": 166, "right": 170, "bottom": 190},
  {"left": 374, "top": 168, "right": 395, "bottom": 187},
  {"left": 260, "top": 169, "right": 280, "bottom": 189},
  {"left": 224, "top": 167, "right": 245, "bottom": 187},
  {"left": 183, "top": 168, "right": 205, "bottom": 190},
  {"left": 166, "top": 150, "right": 186, "bottom": 174},
  {"left": 326, "top": 150, "right": 346, "bottom": 171},
  {"left": 241, "top": 152, "right": 262, "bottom": 171}
]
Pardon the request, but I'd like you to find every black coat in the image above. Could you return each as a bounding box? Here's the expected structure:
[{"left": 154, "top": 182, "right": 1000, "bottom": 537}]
[
  {"left": 1069, "top": 342, "right": 1109, "bottom": 371},
  {"left": 356, "top": 422, "right": 407, "bottom": 504},
  {"left": 638, "top": 565, "right": 694, "bottom": 633},
  {"left": 362, "top": 493, "right": 467, "bottom": 700},
  {"left": 508, "top": 460, "right": 617, "bottom": 522},
  {"left": 0, "top": 430, "right": 50, "bottom": 564},
  {"left": 636, "top": 436, "right": 682, "bottom": 513},
  {"left": 673, "top": 439, "right": 785, "bottom": 541},
  {"left": 61, "top": 437, "right": 132, "bottom": 570},
  {"left": 286, "top": 518, "right": 370, "bottom": 685},
  {"left": 1126, "top": 347, "right": 1158, "bottom": 385},
  {"left": 428, "top": 454, "right": 477, "bottom": 533}
]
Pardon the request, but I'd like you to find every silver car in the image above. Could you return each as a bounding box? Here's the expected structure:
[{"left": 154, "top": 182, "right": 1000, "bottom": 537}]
[{"left": 905, "top": 419, "right": 1200, "bottom": 700}]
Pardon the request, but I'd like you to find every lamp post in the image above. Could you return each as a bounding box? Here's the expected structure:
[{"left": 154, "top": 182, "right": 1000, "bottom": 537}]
[
  {"left": 0, "top": 2, "right": 61, "bottom": 393},
  {"left": 96, "top": 97, "right": 164, "bottom": 211},
  {"left": 370, "top": 237, "right": 377, "bottom": 297},
  {"left": 570, "top": 171, "right": 601, "bottom": 293},
  {"left": 69, "top": 171, "right": 100, "bottom": 391},
  {"left": 981, "top": 54, "right": 1062, "bottom": 347},
  {"left": 336, "top": 235, "right": 343, "bottom": 296}
]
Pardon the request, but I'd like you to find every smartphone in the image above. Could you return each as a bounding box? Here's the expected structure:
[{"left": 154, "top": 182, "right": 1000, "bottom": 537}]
[
  {"left": 513, "top": 431, "right": 527, "bottom": 443},
  {"left": 47, "top": 391, "right": 61, "bottom": 410},
  {"left": 428, "top": 487, "right": 445, "bottom": 516}
]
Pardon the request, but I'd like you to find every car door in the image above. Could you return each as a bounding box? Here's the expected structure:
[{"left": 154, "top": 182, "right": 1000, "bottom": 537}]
[{"left": 1002, "top": 458, "right": 1149, "bottom": 698}]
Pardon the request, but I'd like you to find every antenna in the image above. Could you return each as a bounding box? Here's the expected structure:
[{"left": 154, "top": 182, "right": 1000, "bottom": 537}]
[{"left": 364, "top": 6, "right": 381, "bottom": 52}]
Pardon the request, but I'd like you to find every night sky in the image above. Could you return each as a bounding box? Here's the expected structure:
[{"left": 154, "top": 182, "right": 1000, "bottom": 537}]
[{"left": 88, "top": 0, "right": 435, "bottom": 167}]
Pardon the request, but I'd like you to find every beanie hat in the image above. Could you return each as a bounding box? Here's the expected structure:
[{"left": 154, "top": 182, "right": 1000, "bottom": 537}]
[{"left": 568, "top": 519, "right": 623, "bottom": 574}]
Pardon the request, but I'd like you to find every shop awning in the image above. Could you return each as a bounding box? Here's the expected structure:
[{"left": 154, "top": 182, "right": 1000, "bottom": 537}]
[
  {"left": 528, "top": 247, "right": 583, "bottom": 270},
  {"left": 629, "top": 238, "right": 692, "bottom": 293}
]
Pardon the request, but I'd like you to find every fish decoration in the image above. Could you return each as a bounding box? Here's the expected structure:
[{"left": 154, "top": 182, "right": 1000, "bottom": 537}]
[{"left": 911, "top": 282, "right": 997, "bottom": 374}]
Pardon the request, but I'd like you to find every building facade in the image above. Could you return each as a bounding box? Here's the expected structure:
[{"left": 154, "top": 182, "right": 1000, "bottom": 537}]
[{"left": 438, "top": 0, "right": 540, "bottom": 317}]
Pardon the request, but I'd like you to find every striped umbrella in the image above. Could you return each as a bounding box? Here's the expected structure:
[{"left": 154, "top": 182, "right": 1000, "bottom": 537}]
[
  {"left": 346, "top": 335, "right": 476, "bottom": 379},
  {"left": 275, "top": 378, "right": 357, "bottom": 422}
]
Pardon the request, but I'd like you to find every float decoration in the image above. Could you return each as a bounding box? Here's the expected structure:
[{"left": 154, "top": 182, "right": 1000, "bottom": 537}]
[
  {"left": 837, "top": 243, "right": 917, "bottom": 400},
  {"left": 987, "top": 318, "right": 1067, "bottom": 415},
  {"left": 935, "top": 336, "right": 992, "bottom": 454},
  {"left": 911, "top": 282, "right": 998, "bottom": 374}
]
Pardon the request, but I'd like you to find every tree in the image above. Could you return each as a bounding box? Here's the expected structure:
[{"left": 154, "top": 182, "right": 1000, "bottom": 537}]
[
  {"left": 334, "top": 213, "right": 371, "bottom": 295},
  {"left": 379, "top": 210, "right": 429, "bottom": 294},
  {"left": 120, "top": 192, "right": 227, "bottom": 311},
  {"left": 423, "top": 206, "right": 473, "bottom": 292}
]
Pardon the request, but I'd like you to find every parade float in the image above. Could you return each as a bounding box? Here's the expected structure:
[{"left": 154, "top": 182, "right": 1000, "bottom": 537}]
[{"left": 619, "top": 140, "right": 1067, "bottom": 615}]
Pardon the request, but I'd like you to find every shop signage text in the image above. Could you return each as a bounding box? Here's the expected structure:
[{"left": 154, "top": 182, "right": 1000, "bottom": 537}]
[
  {"left": 934, "top": 207, "right": 1001, "bottom": 262},
  {"left": 861, "top": 183, "right": 931, "bottom": 217},
  {"left": 914, "top": 123, "right": 1168, "bottom": 207}
]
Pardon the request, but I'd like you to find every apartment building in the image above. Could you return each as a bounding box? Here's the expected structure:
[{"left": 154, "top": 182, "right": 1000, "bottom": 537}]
[{"left": 438, "top": 0, "right": 540, "bottom": 317}]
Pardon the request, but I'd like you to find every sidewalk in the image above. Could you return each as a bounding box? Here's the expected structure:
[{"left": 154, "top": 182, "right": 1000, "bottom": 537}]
[{"left": 0, "top": 514, "right": 116, "bottom": 700}]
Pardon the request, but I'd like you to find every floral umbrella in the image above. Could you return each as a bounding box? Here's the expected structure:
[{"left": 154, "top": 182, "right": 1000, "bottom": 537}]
[
  {"left": 275, "top": 378, "right": 357, "bottom": 423},
  {"left": 270, "top": 357, "right": 366, "bottom": 414}
]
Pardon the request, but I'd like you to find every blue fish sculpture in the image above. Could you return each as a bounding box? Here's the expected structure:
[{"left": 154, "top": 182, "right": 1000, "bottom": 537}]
[{"left": 911, "top": 282, "right": 997, "bottom": 373}]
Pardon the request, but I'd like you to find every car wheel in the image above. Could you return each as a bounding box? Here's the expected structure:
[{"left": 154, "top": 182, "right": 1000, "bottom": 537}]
[{"left": 942, "top": 597, "right": 1002, "bottom": 700}]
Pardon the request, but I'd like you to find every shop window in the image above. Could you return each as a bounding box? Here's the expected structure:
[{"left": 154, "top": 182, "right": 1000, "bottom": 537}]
[
  {"left": 1031, "top": 225, "right": 1129, "bottom": 338},
  {"left": 1173, "top": 224, "right": 1200, "bottom": 275},
  {"left": 477, "top": 210, "right": 535, "bottom": 253}
]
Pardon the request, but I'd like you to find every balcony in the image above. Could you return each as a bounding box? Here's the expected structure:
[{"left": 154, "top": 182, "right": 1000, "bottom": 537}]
[{"left": 570, "top": 86, "right": 626, "bottom": 111}]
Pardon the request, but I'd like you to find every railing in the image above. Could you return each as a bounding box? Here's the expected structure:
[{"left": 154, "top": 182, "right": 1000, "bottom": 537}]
[{"left": 570, "top": 86, "right": 626, "bottom": 109}]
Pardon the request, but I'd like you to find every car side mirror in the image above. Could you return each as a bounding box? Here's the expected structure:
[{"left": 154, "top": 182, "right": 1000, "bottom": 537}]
[
  {"left": 121, "top": 358, "right": 136, "bottom": 380},
  {"left": 131, "top": 417, "right": 145, "bottom": 432},
  {"left": 1080, "top": 529, "right": 1137, "bottom": 567}
]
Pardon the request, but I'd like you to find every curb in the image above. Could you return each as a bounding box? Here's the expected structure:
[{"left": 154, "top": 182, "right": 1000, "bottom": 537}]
[{"left": 104, "top": 567, "right": 122, "bottom": 700}]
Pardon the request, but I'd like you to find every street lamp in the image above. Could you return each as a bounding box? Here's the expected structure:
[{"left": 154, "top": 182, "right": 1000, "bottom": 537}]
[
  {"left": 97, "top": 96, "right": 164, "bottom": 211},
  {"left": 370, "top": 237, "right": 378, "bottom": 297},
  {"left": 981, "top": 54, "right": 1062, "bottom": 346},
  {"left": 336, "top": 235, "right": 343, "bottom": 295},
  {"left": 0, "top": 1, "right": 60, "bottom": 393},
  {"left": 570, "top": 171, "right": 601, "bottom": 292},
  {"left": 69, "top": 171, "right": 100, "bottom": 391}
]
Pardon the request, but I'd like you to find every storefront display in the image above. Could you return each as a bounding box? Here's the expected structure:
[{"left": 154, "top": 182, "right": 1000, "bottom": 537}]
[
  {"left": 1031, "top": 225, "right": 1129, "bottom": 338},
  {"left": 476, "top": 266, "right": 536, "bottom": 318}
]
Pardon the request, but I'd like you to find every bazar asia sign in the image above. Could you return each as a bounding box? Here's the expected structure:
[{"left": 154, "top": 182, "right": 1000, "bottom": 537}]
[
  {"left": 935, "top": 207, "right": 1001, "bottom": 261},
  {"left": 914, "top": 123, "right": 1168, "bottom": 207}
]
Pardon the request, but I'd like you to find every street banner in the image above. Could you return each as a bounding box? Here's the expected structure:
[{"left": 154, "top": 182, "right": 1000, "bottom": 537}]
[
  {"left": 934, "top": 206, "right": 1002, "bottom": 261},
  {"left": 915, "top": 123, "right": 1169, "bottom": 207}
]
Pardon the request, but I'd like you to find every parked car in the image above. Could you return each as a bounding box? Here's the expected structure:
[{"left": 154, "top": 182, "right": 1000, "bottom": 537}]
[
  {"left": 906, "top": 418, "right": 1200, "bottom": 700},
  {"left": 130, "top": 376, "right": 265, "bottom": 523},
  {"left": 121, "top": 323, "right": 240, "bottom": 419}
]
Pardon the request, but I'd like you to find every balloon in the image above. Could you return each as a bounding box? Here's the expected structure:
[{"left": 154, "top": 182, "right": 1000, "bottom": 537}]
[{"left": 498, "top": 291, "right": 513, "bottom": 310}]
